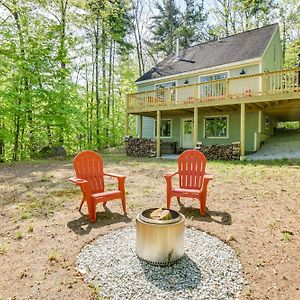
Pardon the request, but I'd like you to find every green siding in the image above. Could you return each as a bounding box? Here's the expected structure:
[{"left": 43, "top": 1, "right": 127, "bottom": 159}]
[
  {"left": 137, "top": 84, "right": 154, "bottom": 92},
  {"left": 229, "top": 64, "right": 259, "bottom": 77},
  {"left": 198, "top": 112, "right": 258, "bottom": 152},
  {"left": 140, "top": 111, "right": 263, "bottom": 153},
  {"left": 261, "top": 27, "right": 282, "bottom": 72}
]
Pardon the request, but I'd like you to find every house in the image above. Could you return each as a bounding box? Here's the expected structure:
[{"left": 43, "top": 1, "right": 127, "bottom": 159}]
[{"left": 125, "top": 23, "right": 300, "bottom": 159}]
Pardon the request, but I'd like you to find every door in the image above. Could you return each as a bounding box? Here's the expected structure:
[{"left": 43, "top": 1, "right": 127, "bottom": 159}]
[{"left": 182, "top": 118, "right": 194, "bottom": 148}]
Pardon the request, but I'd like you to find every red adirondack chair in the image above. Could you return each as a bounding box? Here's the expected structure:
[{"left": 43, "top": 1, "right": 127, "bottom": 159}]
[
  {"left": 164, "top": 150, "right": 213, "bottom": 216},
  {"left": 69, "top": 150, "right": 126, "bottom": 222}
]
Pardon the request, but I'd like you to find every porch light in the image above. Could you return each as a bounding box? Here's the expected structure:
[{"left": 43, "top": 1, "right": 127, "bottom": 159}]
[{"left": 240, "top": 69, "right": 246, "bottom": 75}]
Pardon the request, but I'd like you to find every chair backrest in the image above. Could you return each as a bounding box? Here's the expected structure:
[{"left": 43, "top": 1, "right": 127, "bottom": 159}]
[
  {"left": 73, "top": 150, "right": 104, "bottom": 193},
  {"left": 178, "top": 150, "right": 207, "bottom": 190}
]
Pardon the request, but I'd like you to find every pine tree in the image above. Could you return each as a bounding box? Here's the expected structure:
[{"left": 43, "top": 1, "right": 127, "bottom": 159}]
[
  {"left": 178, "top": 0, "right": 208, "bottom": 48},
  {"left": 151, "top": 0, "right": 180, "bottom": 55}
]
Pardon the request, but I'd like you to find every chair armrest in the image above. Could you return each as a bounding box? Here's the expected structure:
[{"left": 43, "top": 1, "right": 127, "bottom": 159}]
[
  {"left": 104, "top": 173, "right": 126, "bottom": 193},
  {"left": 69, "top": 177, "right": 88, "bottom": 186},
  {"left": 164, "top": 172, "right": 178, "bottom": 178},
  {"left": 204, "top": 174, "right": 213, "bottom": 181},
  {"left": 104, "top": 173, "right": 126, "bottom": 179},
  {"left": 69, "top": 177, "right": 92, "bottom": 200}
]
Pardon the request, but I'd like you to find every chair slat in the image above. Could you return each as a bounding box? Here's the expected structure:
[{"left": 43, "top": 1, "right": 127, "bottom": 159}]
[{"left": 178, "top": 150, "right": 206, "bottom": 189}]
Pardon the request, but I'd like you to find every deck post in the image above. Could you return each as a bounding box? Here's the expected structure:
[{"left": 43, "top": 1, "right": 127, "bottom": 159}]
[
  {"left": 258, "top": 110, "right": 262, "bottom": 133},
  {"left": 240, "top": 103, "right": 246, "bottom": 160},
  {"left": 138, "top": 114, "right": 143, "bottom": 138},
  {"left": 125, "top": 113, "right": 129, "bottom": 136},
  {"left": 156, "top": 110, "right": 161, "bottom": 158},
  {"left": 193, "top": 107, "right": 198, "bottom": 148}
]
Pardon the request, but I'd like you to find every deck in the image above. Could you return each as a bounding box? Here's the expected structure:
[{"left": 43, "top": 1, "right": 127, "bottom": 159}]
[{"left": 127, "top": 67, "right": 300, "bottom": 119}]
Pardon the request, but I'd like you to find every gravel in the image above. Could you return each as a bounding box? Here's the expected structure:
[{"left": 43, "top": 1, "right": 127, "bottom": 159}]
[
  {"left": 246, "top": 128, "right": 300, "bottom": 160},
  {"left": 76, "top": 227, "right": 244, "bottom": 300}
]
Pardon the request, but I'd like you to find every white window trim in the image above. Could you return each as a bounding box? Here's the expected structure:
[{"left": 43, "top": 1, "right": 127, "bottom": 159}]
[
  {"left": 198, "top": 71, "right": 229, "bottom": 83},
  {"left": 154, "top": 119, "right": 173, "bottom": 139},
  {"left": 203, "top": 115, "right": 229, "bottom": 139}
]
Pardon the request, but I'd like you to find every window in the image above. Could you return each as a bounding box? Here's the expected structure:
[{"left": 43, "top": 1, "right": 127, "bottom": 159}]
[
  {"left": 200, "top": 73, "right": 227, "bottom": 83},
  {"left": 154, "top": 119, "right": 172, "bottom": 138},
  {"left": 199, "top": 72, "right": 228, "bottom": 98},
  {"left": 204, "top": 116, "right": 228, "bottom": 138},
  {"left": 154, "top": 81, "right": 176, "bottom": 101},
  {"left": 265, "top": 116, "right": 270, "bottom": 130},
  {"left": 155, "top": 82, "right": 176, "bottom": 89},
  {"left": 184, "top": 120, "right": 193, "bottom": 134}
]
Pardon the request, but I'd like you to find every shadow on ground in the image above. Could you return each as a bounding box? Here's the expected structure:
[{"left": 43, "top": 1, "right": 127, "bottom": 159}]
[
  {"left": 67, "top": 206, "right": 131, "bottom": 235},
  {"left": 140, "top": 254, "right": 201, "bottom": 291},
  {"left": 178, "top": 203, "right": 232, "bottom": 225}
]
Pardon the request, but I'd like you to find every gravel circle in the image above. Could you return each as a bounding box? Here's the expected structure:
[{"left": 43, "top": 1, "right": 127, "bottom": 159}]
[{"left": 76, "top": 227, "right": 244, "bottom": 300}]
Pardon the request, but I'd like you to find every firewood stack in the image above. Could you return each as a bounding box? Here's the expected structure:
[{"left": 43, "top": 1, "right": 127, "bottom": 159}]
[
  {"left": 196, "top": 142, "right": 240, "bottom": 160},
  {"left": 125, "top": 137, "right": 156, "bottom": 157}
]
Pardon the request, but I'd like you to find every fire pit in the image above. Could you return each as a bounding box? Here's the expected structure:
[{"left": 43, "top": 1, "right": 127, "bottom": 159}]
[{"left": 136, "top": 208, "right": 185, "bottom": 265}]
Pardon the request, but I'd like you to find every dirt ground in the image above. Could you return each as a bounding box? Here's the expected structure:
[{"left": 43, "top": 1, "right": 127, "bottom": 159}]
[{"left": 0, "top": 155, "right": 299, "bottom": 300}]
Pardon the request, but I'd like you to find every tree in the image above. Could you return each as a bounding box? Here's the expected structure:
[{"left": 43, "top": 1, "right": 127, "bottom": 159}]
[
  {"left": 277, "top": 0, "right": 300, "bottom": 65},
  {"left": 131, "top": 0, "right": 146, "bottom": 76},
  {"left": 236, "top": 0, "right": 276, "bottom": 30},
  {"left": 177, "top": 0, "right": 208, "bottom": 48},
  {"left": 150, "top": 0, "right": 180, "bottom": 55}
]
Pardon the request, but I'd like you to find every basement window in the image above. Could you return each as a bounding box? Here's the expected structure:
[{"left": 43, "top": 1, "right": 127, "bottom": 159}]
[
  {"left": 154, "top": 119, "right": 172, "bottom": 138},
  {"left": 204, "top": 116, "right": 228, "bottom": 138}
]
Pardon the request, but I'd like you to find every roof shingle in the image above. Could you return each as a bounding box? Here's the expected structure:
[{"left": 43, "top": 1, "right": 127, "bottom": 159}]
[{"left": 136, "top": 24, "right": 278, "bottom": 82}]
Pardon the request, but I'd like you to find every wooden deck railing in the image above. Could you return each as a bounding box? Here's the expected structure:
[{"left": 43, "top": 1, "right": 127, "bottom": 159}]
[{"left": 127, "top": 67, "right": 300, "bottom": 111}]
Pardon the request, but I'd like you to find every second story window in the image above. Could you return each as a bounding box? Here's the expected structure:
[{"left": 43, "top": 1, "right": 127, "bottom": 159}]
[
  {"left": 154, "top": 81, "right": 176, "bottom": 101},
  {"left": 199, "top": 72, "right": 228, "bottom": 99},
  {"left": 155, "top": 81, "right": 176, "bottom": 89}
]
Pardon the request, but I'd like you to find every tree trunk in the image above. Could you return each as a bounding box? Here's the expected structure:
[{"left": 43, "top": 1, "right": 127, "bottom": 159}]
[
  {"left": 95, "top": 15, "right": 101, "bottom": 148},
  {"left": 0, "top": 124, "right": 4, "bottom": 162},
  {"left": 13, "top": 98, "right": 21, "bottom": 161},
  {"left": 101, "top": 27, "right": 107, "bottom": 145},
  {"left": 57, "top": 0, "right": 69, "bottom": 145},
  {"left": 10, "top": 0, "right": 34, "bottom": 157}
]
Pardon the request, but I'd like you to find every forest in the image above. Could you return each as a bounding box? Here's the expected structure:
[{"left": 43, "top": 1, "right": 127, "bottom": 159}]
[{"left": 0, "top": 0, "right": 299, "bottom": 161}]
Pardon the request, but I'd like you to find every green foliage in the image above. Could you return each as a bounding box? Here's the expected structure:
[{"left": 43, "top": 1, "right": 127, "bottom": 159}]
[
  {"left": 15, "top": 231, "right": 24, "bottom": 240},
  {"left": 0, "top": 0, "right": 135, "bottom": 161},
  {"left": 279, "top": 121, "right": 300, "bottom": 129},
  {"left": 177, "top": 0, "right": 208, "bottom": 48},
  {"left": 284, "top": 39, "right": 300, "bottom": 67},
  {"left": 151, "top": 0, "right": 180, "bottom": 55},
  {"left": 0, "top": 242, "right": 9, "bottom": 255},
  {"left": 48, "top": 250, "right": 60, "bottom": 262}
]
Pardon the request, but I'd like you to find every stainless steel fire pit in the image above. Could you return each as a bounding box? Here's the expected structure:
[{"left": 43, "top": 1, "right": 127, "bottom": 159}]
[{"left": 136, "top": 208, "right": 185, "bottom": 265}]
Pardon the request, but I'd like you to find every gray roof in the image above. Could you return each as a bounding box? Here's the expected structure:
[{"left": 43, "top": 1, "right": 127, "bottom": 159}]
[{"left": 136, "top": 24, "right": 278, "bottom": 82}]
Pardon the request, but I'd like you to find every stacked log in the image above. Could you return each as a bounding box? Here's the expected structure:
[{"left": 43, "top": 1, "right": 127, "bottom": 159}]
[
  {"left": 196, "top": 142, "right": 240, "bottom": 160},
  {"left": 125, "top": 137, "right": 156, "bottom": 157}
]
